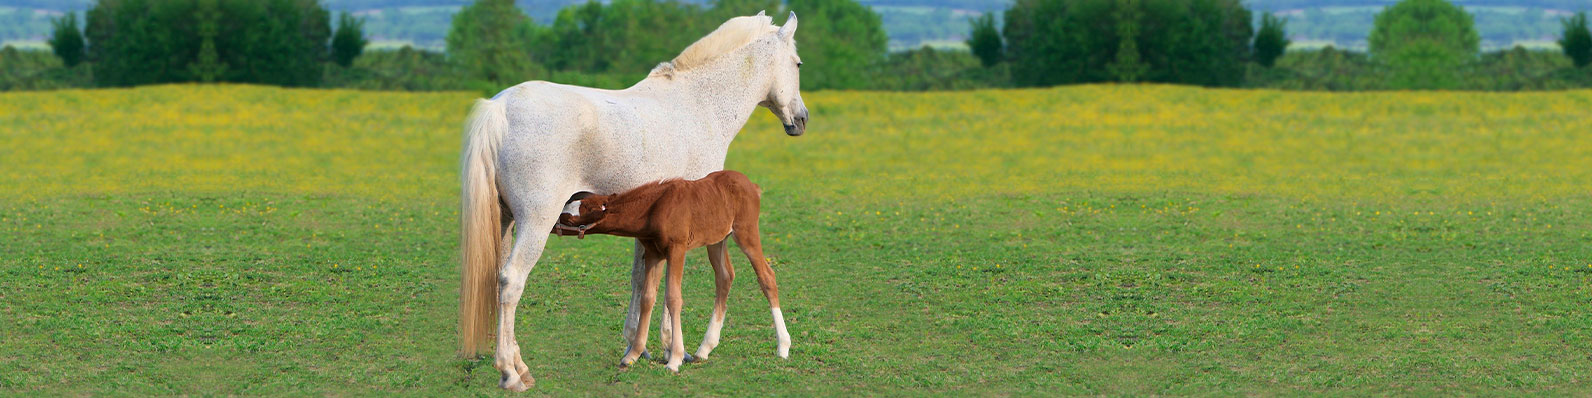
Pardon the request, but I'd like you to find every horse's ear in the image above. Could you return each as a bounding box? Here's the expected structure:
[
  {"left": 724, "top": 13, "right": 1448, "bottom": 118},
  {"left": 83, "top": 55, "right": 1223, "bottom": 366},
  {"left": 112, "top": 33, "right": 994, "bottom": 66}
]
[
  {"left": 567, "top": 191, "right": 595, "bottom": 205},
  {"left": 756, "top": 10, "right": 765, "bottom": 16},
  {"left": 778, "top": 11, "right": 798, "bottom": 41}
]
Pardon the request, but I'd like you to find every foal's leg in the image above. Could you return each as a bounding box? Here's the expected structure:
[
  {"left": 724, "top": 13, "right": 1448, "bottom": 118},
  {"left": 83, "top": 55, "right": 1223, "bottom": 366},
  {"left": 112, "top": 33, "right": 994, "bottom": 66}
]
[
  {"left": 623, "top": 241, "right": 696, "bottom": 364},
  {"left": 695, "top": 239, "right": 735, "bottom": 360},
  {"left": 658, "top": 263, "right": 674, "bottom": 360},
  {"left": 663, "top": 246, "right": 689, "bottom": 372},
  {"left": 732, "top": 225, "right": 791, "bottom": 358},
  {"left": 656, "top": 262, "right": 697, "bottom": 364},
  {"left": 619, "top": 246, "right": 665, "bottom": 367}
]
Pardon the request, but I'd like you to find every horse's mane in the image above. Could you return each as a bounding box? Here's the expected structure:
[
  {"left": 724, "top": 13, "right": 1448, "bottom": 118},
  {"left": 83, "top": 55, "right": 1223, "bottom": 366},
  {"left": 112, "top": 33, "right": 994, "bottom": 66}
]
[{"left": 651, "top": 14, "right": 777, "bottom": 77}]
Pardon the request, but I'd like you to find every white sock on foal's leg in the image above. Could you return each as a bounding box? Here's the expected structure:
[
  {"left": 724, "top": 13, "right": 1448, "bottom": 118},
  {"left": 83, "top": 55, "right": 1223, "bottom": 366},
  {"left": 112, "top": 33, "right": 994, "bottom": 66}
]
[
  {"left": 696, "top": 310, "right": 725, "bottom": 359},
  {"left": 771, "top": 307, "right": 790, "bottom": 358}
]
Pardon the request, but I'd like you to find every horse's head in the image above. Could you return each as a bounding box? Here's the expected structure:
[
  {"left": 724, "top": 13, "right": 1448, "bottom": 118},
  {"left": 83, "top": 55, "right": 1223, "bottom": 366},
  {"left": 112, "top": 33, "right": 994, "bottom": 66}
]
[
  {"left": 762, "top": 11, "right": 808, "bottom": 137},
  {"left": 560, "top": 193, "right": 610, "bottom": 227}
]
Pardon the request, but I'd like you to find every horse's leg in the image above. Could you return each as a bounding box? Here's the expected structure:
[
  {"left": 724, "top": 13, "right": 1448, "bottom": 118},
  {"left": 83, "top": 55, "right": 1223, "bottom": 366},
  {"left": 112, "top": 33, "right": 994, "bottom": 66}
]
[
  {"left": 620, "top": 245, "right": 665, "bottom": 367},
  {"left": 695, "top": 239, "right": 735, "bottom": 360},
  {"left": 663, "top": 245, "right": 689, "bottom": 372},
  {"left": 621, "top": 240, "right": 654, "bottom": 360},
  {"left": 732, "top": 224, "right": 791, "bottom": 358},
  {"left": 493, "top": 202, "right": 559, "bottom": 391}
]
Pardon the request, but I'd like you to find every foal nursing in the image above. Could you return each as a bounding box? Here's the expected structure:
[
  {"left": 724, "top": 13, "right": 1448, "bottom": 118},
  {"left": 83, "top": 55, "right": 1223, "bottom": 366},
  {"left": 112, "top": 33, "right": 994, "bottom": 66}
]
[{"left": 556, "top": 170, "right": 790, "bottom": 372}]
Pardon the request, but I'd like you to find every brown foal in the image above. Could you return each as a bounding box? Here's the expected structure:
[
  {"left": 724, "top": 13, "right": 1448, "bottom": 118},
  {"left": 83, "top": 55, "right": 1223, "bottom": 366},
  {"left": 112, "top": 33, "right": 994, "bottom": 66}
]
[{"left": 556, "top": 170, "right": 790, "bottom": 372}]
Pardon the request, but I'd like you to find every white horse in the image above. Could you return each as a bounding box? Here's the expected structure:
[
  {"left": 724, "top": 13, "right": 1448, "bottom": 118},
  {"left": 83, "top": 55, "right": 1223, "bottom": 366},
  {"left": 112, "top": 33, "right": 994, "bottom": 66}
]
[{"left": 459, "top": 12, "right": 808, "bottom": 391}]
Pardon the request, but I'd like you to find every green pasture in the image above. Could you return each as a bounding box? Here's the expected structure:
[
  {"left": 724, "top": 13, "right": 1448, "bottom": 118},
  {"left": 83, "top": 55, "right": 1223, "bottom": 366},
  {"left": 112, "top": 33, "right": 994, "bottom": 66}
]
[{"left": 2, "top": 85, "right": 1591, "bottom": 395}]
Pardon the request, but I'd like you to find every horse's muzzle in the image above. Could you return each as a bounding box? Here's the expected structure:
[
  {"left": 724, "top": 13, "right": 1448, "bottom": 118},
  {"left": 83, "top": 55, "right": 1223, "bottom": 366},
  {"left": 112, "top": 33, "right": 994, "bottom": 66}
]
[{"left": 785, "top": 114, "right": 808, "bottom": 136}]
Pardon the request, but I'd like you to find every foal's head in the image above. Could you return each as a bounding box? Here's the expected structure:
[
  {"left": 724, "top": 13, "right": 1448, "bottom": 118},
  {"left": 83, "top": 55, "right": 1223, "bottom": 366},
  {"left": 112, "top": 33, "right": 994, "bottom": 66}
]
[{"left": 559, "top": 192, "right": 612, "bottom": 227}]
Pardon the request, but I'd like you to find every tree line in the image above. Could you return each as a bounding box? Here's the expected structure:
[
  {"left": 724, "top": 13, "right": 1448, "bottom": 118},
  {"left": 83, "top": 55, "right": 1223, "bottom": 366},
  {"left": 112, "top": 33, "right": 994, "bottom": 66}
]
[
  {"left": 441, "top": 0, "right": 888, "bottom": 90},
  {"left": 1239, "top": 0, "right": 1592, "bottom": 90},
  {"left": 11, "top": 0, "right": 889, "bottom": 92},
  {"left": 6, "top": 0, "right": 1592, "bottom": 92},
  {"left": 963, "top": 0, "right": 1591, "bottom": 90}
]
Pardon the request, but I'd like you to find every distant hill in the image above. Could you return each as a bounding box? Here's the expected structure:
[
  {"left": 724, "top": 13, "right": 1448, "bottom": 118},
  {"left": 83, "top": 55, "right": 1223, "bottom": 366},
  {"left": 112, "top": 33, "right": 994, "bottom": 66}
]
[
  {"left": 2, "top": 0, "right": 1588, "bottom": 52},
  {"left": 1248, "top": 0, "right": 1588, "bottom": 49}
]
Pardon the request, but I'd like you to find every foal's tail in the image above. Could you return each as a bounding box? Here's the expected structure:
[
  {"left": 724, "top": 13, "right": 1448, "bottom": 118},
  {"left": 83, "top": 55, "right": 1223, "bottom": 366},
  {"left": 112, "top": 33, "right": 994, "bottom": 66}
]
[{"left": 459, "top": 98, "right": 507, "bottom": 357}]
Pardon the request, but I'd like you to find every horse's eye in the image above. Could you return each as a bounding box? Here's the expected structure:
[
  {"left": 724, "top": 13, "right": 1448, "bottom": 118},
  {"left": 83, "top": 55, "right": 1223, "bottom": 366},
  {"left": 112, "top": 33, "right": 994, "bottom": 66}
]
[{"left": 797, "top": 62, "right": 803, "bottom": 68}]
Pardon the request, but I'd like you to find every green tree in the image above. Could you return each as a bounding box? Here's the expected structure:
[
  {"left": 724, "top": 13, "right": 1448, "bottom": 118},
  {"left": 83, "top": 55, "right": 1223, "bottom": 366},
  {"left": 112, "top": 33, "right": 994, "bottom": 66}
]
[
  {"left": 87, "top": 0, "right": 192, "bottom": 86},
  {"left": 1561, "top": 12, "right": 1591, "bottom": 68},
  {"left": 446, "top": 0, "right": 543, "bottom": 87},
  {"left": 1368, "top": 0, "right": 1479, "bottom": 89},
  {"left": 226, "top": 0, "right": 331, "bottom": 87},
  {"left": 966, "top": 13, "right": 1001, "bottom": 68},
  {"left": 85, "top": 0, "right": 330, "bottom": 87},
  {"left": 332, "top": 12, "right": 369, "bottom": 68},
  {"left": 1254, "top": 12, "right": 1290, "bottom": 68},
  {"left": 1136, "top": 0, "right": 1252, "bottom": 86},
  {"left": 1003, "top": 0, "right": 1105, "bottom": 87},
  {"left": 538, "top": 0, "right": 708, "bottom": 76},
  {"left": 188, "top": 0, "right": 226, "bottom": 82},
  {"left": 1107, "top": 0, "right": 1147, "bottom": 82},
  {"left": 785, "top": 0, "right": 889, "bottom": 90},
  {"left": 49, "top": 12, "right": 85, "bottom": 68},
  {"left": 1003, "top": 0, "right": 1251, "bottom": 87}
]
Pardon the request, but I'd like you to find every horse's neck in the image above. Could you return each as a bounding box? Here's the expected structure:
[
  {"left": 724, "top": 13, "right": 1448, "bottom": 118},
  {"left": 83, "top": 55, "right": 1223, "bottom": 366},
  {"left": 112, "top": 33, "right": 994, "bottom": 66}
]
[{"left": 629, "top": 49, "right": 770, "bottom": 148}]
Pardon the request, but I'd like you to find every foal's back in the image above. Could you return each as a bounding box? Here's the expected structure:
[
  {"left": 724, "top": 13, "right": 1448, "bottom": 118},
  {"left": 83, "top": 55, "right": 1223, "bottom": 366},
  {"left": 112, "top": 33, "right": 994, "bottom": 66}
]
[{"left": 650, "top": 170, "right": 761, "bottom": 246}]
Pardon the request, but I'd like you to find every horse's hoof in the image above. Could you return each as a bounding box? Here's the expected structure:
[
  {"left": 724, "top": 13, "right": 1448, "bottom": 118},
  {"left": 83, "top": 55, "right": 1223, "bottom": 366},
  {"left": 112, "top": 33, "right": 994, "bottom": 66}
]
[
  {"left": 501, "top": 381, "right": 529, "bottom": 392},
  {"left": 499, "top": 371, "right": 533, "bottom": 392},
  {"left": 623, "top": 346, "right": 649, "bottom": 365},
  {"left": 657, "top": 351, "right": 696, "bottom": 363}
]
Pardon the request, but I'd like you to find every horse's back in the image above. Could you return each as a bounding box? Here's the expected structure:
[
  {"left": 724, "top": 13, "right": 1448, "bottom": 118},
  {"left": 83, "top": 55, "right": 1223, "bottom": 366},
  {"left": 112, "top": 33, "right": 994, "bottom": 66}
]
[
  {"left": 490, "top": 80, "right": 713, "bottom": 213},
  {"left": 490, "top": 82, "right": 608, "bottom": 208},
  {"left": 495, "top": 81, "right": 603, "bottom": 132}
]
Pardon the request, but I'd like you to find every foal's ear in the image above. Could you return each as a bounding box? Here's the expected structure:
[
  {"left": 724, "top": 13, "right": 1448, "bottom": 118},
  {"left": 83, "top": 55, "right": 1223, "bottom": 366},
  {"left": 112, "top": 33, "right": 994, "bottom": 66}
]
[{"left": 566, "top": 191, "right": 595, "bottom": 205}]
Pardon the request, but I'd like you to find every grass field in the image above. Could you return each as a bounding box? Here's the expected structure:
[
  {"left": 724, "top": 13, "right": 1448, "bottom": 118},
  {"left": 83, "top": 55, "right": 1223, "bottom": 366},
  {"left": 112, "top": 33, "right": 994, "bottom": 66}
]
[{"left": 3, "top": 84, "right": 1592, "bottom": 395}]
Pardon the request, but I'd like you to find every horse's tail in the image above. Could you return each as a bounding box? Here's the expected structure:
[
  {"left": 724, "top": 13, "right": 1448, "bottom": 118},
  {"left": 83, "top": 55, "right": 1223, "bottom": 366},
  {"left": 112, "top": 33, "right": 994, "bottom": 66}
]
[{"left": 459, "top": 98, "right": 507, "bottom": 357}]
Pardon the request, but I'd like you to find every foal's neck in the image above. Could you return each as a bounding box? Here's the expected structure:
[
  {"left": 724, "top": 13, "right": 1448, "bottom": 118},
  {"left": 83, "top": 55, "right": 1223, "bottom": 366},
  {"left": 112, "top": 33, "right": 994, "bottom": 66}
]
[{"left": 588, "top": 184, "right": 672, "bottom": 238}]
